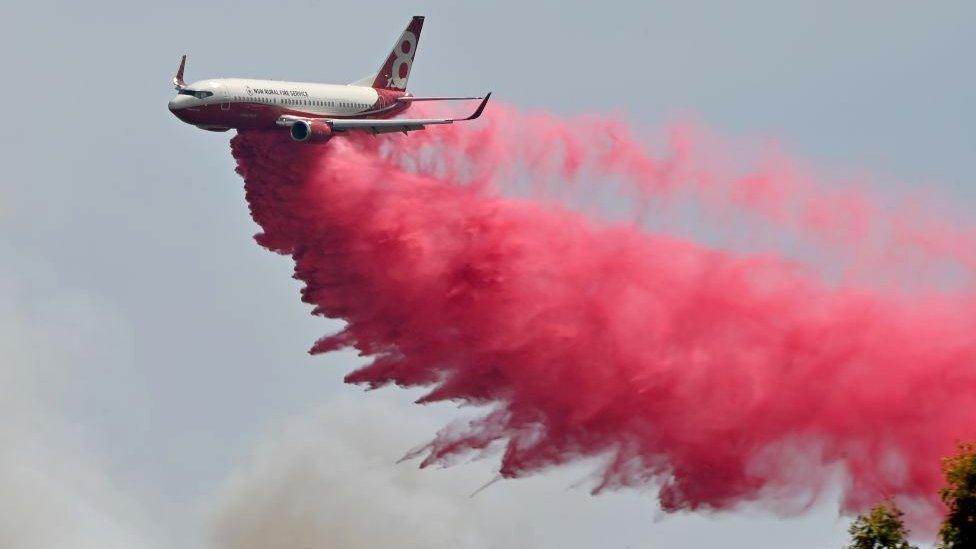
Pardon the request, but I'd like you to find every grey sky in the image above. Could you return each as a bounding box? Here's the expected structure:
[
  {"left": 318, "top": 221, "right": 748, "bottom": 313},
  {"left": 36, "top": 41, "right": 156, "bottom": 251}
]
[{"left": 2, "top": 1, "right": 973, "bottom": 547}]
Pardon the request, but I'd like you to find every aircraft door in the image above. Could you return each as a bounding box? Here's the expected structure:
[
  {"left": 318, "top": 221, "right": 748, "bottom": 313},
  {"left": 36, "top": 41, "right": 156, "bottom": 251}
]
[{"left": 219, "top": 87, "right": 231, "bottom": 111}]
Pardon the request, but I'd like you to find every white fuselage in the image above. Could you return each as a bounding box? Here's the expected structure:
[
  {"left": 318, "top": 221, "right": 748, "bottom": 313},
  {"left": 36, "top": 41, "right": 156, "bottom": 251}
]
[{"left": 168, "top": 78, "right": 409, "bottom": 131}]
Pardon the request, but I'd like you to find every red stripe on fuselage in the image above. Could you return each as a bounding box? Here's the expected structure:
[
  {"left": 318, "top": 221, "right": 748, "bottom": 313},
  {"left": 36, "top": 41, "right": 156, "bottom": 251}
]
[{"left": 170, "top": 91, "right": 410, "bottom": 131}]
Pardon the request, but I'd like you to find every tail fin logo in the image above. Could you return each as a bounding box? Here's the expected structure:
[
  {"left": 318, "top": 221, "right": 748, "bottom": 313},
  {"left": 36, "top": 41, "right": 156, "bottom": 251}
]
[
  {"left": 388, "top": 31, "right": 417, "bottom": 89},
  {"left": 371, "top": 16, "right": 424, "bottom": 91}
]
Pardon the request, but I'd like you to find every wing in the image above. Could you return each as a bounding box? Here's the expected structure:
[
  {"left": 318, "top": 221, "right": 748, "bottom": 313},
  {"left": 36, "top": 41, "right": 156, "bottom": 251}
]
[
  {"left": 396, "top": 95, "right": 484, "bottom": 102},
  {"left": 277, "top": 93, "right": 490, "bottom": 135}
]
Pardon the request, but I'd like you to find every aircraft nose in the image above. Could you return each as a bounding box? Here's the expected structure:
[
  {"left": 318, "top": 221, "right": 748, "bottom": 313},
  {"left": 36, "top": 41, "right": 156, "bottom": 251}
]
[{"left": 168, "top": 95, "right": 192, "bottom": 111}]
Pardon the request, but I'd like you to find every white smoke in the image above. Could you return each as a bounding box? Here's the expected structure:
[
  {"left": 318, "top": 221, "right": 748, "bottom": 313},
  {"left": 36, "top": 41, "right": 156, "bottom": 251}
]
[
  {"left": 0, "top": 260, "right": 156, "bottom": 549},
  {"left": 207, "top": 394, "right": 500, "bottom": 549},
  {"left": 0, "top": 427, "right": 149, "bottom": 549},
  {"left": 205, "top": 389, "right": 855, "bottom": 549}
]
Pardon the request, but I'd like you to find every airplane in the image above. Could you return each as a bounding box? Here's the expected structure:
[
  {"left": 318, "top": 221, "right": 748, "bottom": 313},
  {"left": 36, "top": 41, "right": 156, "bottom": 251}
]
[{"left": 167, "top": 16, "right": 490, "bottom": 143}]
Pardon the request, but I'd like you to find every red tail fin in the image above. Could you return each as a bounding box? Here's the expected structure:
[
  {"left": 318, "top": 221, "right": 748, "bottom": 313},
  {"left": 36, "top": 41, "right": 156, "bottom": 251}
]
[{"left": 371, "top": 16, "right": 424, "bottom": 91}]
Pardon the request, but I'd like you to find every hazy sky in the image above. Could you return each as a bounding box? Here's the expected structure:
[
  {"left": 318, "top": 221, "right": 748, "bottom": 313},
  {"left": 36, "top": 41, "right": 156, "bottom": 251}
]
[{"left": 2, "top": 1, "right": 974, "bottom": 547}]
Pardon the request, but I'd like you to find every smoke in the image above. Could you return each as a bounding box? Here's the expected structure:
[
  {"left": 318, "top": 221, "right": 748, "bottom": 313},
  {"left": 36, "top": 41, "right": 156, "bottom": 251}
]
[
  {"left": 0, "top": 426, "right": 149, "bottom": 549},
  {"left": 208, "top": 394, "right": 498, "bottom": 549},
  {"left": 206, "top": 391, "right": 850, "bottom": 549},
  {"left": 231, "top": 106, "right": 976, "bottom": 528},
  {"left": 0, "top": 261, "right": 156, "bottom": 549}
]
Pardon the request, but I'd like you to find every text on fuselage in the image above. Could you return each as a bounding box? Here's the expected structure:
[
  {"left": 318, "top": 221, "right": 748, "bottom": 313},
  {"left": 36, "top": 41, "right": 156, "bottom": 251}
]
[{"left": 249, "top": 88, "right": 310, "bottom": 97}]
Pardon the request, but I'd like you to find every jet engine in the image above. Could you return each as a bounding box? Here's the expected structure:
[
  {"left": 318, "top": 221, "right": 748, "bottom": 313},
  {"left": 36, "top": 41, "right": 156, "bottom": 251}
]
[{"left": 290, "top": 120, "right": 334, "bottom": 143}]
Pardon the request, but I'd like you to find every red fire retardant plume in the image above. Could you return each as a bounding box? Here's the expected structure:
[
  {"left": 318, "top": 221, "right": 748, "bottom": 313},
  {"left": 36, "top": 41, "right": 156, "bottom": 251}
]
[{"left": 232, "top": 109, "right": 976, "bottom": 526}]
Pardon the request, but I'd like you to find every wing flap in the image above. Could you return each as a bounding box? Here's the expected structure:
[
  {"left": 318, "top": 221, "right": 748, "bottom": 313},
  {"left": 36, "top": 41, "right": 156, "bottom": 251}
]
[{"left": 329, "top": 119, "right": 433, "bottom": 133}]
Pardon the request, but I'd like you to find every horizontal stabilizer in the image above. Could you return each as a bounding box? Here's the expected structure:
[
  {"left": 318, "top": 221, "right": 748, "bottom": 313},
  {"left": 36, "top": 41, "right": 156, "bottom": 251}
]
[{"left": 348, "top": 73, "right": 378, "bottom": 87}]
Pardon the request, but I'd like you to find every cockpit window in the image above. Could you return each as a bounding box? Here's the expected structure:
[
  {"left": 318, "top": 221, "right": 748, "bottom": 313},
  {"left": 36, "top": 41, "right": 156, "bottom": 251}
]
[{"left": 178, "top": 89, "right": 214, "bottom": 99}]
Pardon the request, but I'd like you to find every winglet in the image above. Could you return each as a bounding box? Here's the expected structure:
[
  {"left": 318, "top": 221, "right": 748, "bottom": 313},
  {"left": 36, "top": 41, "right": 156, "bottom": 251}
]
[
  {"left": 173, "top": 54, "right": 187, "bottom": 90},
  {"left": 465, "top": 92, "right": 491, "bottom": 120}
]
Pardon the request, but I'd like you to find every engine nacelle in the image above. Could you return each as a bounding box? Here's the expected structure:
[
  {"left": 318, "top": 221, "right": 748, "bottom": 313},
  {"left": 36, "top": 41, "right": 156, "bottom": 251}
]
[{"left": 290, "top": 120, "right": 333, "bottom": 143}]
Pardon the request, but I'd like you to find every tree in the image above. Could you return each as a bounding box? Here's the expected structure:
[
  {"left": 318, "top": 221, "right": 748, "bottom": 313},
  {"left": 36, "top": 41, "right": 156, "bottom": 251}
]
[
  {"left": 938, "top": 442, "right": 976, "bottom": 548},
  {"left": 846, "top": 500, "right": 917, "bottom": 549}
]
